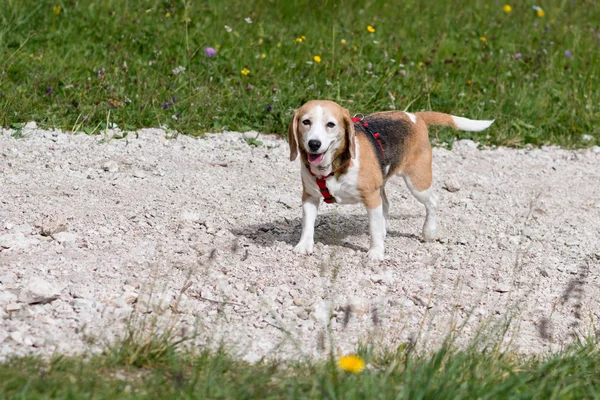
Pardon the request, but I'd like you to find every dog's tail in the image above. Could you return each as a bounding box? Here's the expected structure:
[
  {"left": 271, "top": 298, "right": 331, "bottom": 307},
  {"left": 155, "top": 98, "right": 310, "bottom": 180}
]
[{"left": 415, "top": 112, "right": 494, "bottom": 132}]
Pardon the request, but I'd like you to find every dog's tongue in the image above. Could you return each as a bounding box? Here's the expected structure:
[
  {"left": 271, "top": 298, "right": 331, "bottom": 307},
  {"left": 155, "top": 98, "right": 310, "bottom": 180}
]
[{"left": 308, "top": 153, "right": 324, "bottom": 165}]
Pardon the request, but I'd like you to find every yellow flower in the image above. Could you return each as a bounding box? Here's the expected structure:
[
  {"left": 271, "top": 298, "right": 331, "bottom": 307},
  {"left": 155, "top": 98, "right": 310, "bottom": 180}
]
[
  {"left": 301, "top": 35, "right": 306, "bottom": 40},
  {"left": 536, "top": 9, "right": 545, "bottom": 17},
  {"left": 367, "top": 25, "right": 375, "bottom": 33},
  {"left": 53, "top": 5, "right": 61, "bottom": 15},
  {"left": 503, "top": 5, "right": 512, "bottom": 13},
  {"left": 241, "top": 68, "right": 250, "bottom": 76},
  {"left": 338, "top": 355, "right": 365, "bottom": 374},
  {"left": 261, "top": 53, "right": 266, "bottom": 59},
  {"left": 295, "top": 37, "right": 303, "bottom": 43},
  {"left": 277, "top": 42, "right": 282, "bottom": 48},
  {"left": 340, "top": 39, "right": 347, "bottom": 45},
  {"left": 480, "top": 36, "right": 487, "bottom": 42},
  {"left": 165, "top": 12, "right": 171, "bottom": 18},
  {"left": 313, "top": 55, "right": 321, "bottom": 63}
]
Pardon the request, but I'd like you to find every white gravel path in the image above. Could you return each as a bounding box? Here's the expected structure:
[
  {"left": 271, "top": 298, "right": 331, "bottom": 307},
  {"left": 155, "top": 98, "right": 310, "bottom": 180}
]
[{"left": 1, "top": 125, "right": 599, "bottom": 362}]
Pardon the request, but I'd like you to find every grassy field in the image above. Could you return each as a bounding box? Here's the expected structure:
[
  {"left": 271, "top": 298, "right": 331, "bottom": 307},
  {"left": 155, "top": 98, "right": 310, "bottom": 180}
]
[
  {"left": 1, "top": 334, "right": 599, "bottom": 399},
  {"left": 0, "top": 0, "right": 599, "bottom": 146}
]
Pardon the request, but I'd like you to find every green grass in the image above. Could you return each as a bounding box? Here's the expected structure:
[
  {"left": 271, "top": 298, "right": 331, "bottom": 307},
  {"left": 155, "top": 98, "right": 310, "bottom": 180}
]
[
  {"left": 1, "top": 336, "right": 599, "bottom": 399},
  {"left": 0, "top": 0, "right": 599, "bottom": 146}
]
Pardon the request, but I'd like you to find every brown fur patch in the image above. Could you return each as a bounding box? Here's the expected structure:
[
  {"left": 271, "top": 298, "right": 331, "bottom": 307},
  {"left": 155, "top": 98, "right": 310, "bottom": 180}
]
[
  {"left": 415, "top": 111, "right": 456, "bottom": 128},
  {"left": 357, "top": 134, "right": 384, "bottom": 208}
]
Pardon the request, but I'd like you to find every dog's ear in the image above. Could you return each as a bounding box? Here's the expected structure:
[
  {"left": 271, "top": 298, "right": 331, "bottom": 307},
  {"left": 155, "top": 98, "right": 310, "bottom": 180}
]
[
  {"left": 288, "top": 110, "right": 299, "bottom": 161},
  {"left": 343, "top": 109, "right": 356, "bottom": 159}
]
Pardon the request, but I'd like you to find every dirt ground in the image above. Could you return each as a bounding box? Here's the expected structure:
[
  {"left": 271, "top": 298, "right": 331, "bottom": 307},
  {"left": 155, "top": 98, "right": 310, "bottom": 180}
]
[{"left": 1, "top": 125, "right": 599, "bottom": 362}]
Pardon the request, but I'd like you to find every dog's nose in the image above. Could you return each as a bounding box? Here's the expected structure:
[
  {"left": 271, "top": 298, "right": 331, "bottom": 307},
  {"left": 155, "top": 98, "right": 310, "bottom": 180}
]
[{"left": 308, "top": 140, "right": 321, "bottom": 152}]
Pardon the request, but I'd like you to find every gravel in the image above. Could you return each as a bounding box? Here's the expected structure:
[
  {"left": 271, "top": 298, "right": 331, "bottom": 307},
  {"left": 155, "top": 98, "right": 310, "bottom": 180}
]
[{"left": 0, "top": 126, "right": 599, "bottom": 362}]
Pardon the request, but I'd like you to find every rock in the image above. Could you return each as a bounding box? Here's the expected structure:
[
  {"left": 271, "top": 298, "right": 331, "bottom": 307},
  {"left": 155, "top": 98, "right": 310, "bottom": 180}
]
[
  {"left": 6, "top": 303, "right": 21, "bottom": 312},
  {"left": 296, "top": 309, "right": 309, "bottom": 320},
  {"left": 179, "top": 212, "right": 202, "bottom": 222},
  {"left": 278, "top": 195, "right": 297, "bottom": 209},
  {"left": 0, "top": 291, "right": 18, "bottom": 305},
  {"left": 0, "top": 233, "right": 27, "bottom": 249},
  {"left": 591, "top": 146, "right": 600, "bottom": 154},
  {"left": 25, "top": 121, "right": 37, "bottom": 129},
  {"left": 123, "top": 292, "right": 138, "bottom": 304},
  {"left": 133, "top": 170, "right": 146, "bottom": 179},
  {"left": 13, "top": 224, "right": 33, "bottom": 234},
  {"left": 19, "top": 277, "right": 60, "bottom": 304},
  {"left": 10, "top": 331, "right": 23, "bottom": 344},
  {"left": 443, "top": 180, "right": 461, "bottom": 192},
  {"left": 293, "top": 297, "right": 310, "bottom": 307},
  {"left": 54, "top": 232, "right": 76, "bottom": 244},
  {"left": 102, "top": 160, "right": 119, "bottom": 172},
  {"left": 40, "top": 216, "right": 67, "bottom": 237}
]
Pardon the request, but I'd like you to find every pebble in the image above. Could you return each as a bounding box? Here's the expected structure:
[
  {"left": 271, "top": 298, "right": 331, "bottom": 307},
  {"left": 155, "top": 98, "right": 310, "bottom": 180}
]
[
  {"left": 40, "top": 216, "right": 68, "bottom": 236},
  {"left": 18, "top": 277, "right": 60, "bottom": 304},
  {"left": 54, "top": 232, "right": 77, "bottom": 244},
  {"left": 494, "top": 284, "right": 512, "bottom": 293},
  {"left": 133, "top": 170, "right": 146, "bottom": 179},
  {"left": 24, "top": 121, "right": 37, "bottom": 129},
  {"left": 102, "top": 160, "right": 119, "bottom": 172},
  {"left": 443, "top": 180, "right": 461, "bottom": 192},
  {"left": 6, "top": 303, "right": 21, "bottom": 312}
]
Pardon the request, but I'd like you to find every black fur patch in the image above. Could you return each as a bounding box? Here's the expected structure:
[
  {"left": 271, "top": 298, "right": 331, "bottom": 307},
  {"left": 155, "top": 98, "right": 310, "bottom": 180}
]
[{"left": 354, "top": 115, "right": 412, "bottom": 178}]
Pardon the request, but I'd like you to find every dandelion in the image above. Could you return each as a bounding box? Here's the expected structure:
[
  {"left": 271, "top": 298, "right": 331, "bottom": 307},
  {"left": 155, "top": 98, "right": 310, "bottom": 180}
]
[
  {"left": 245, "top": 17, "right": 253, "bottom": 24},
  {"left": 224, "top": 25, "right": 233, "bottom": 32},
  {"left": 295, "top": 37, "right": 304, "bottom": 43},
  {"left": 302, "top": 35, "right": 306, "bottom": 40},
  {"left": 480, "top": 36, "right": 487, "bottom": 42},
  {"left": 367, "top": 25, "right": 375, "bottom": 33},
  {"left": 241, "top": 68, "right": 250, "bottom": 76},
  {"left": 204, "top": 47, "right": 217, "bottom": 57},
  {"left": 503, "top": 5, "right": 512, "bottom": 13},
  {"left": 53, "top": 5, "right": 61, "bottom": 15},
  {"left": 341, "top": 39, "right": 347, "bottom": 45},
  {"left": 533, "top": 6, "right": 544, "bottom": 17},
  {"left": 514, "top": 53, "right": 522, "bottom": 60},
  {"left": 165, "top": 12, "right": 171, "bottom": 18},
  {"left": 564, "top": 50, "right": 573, "bottom": 58},
  {"left": 338, "top": 355, "right": 365, "bottom": 374},
  {"left": 313, "top": 55, "right": 321, "bottom": 63},
  {"left": 261, "top": 53, "right": 266, "bottom": 59}
]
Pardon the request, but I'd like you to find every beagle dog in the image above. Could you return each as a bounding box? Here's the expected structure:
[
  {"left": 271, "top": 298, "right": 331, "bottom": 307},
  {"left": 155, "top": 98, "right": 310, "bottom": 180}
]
[{"left": 288, "top": 100, "right": 493, "bottom": 261}]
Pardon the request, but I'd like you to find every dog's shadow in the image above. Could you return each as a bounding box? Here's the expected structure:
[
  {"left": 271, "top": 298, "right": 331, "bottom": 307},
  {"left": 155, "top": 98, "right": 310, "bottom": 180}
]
[{"left": 233, "top": 212, "right": 422, "bottom": 252}]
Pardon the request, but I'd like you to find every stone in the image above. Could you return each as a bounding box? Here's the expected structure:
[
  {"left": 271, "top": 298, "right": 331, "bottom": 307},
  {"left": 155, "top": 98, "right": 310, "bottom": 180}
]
[
  {"left": 102, "top": 160, "right": 119, "bottom": 172},
  {"left": 19, "top": 277, "right": 60, "bottom": 304},
  {"left": 40, "top": 216, "right": 68, "bottom": 237},
  {"left": 6, "top": 303, "right": 21, "bottom": 312},
  {"left": 54, "top": 232, "right": 76, "bottom": 244},
  {"left": 24, "top": 121, "right": 37, "bottom": 129},
  {"left": 10, "top": 331, "right": 23, "bottom": 344},
  {"left": 443, "top": 180, "right": 461, "bottom": 192},
  {"left": 0, "top": 291, "right": 18, "bottom": 305},
  {"left": 133, "top": 170, "right": 146, "bottom": 179},
  {"left": 123, "top": 292, "right": 138, "bottom": 304},
  {"left": 293, "top": 297, "right": 310, "bottom": 307},
  {"left": 494, "top": 284, "right": 512, "bottom": 293},
  {"left": 296, "top": 309, "right": 309, "bottom": 320}
]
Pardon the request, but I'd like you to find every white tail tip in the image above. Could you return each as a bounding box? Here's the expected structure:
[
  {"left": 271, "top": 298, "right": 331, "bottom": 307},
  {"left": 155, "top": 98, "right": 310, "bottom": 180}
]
[{"left": 451, "top": 116, "right": 495, "bottom": 132}]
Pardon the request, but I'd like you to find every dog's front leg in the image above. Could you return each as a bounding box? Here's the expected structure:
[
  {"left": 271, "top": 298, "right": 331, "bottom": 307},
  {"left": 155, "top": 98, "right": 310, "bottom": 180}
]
[
  {"left": 364, "top": 191, "right": 385, "bottom": 261},
  {"left": 294, "top": 196, "right": 319, "bottom": 255}
]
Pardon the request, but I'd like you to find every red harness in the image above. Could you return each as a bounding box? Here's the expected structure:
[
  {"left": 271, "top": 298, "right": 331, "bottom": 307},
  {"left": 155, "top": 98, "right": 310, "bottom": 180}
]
[{"left": 307, "top": 115, "right": 385, "bottom": 204}]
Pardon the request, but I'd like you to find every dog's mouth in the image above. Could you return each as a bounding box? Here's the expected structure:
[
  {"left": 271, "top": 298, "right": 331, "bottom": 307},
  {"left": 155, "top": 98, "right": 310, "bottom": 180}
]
[{"left": 307, "top": 152, "right": 325, "bottom": 165}]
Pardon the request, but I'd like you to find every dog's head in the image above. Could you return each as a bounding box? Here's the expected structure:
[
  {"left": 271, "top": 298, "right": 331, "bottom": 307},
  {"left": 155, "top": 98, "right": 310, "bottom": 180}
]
[{"left": 288, "top": 100, "right": 356, "bottom": 165}]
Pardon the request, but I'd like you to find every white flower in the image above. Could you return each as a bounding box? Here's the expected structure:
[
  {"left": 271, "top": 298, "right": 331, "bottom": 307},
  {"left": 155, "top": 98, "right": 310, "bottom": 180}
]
[
  {"left": 172, "top": 66, "right": 186, "bottom": 75},
  {"left": 325, "top": 79, "right": 332, "bottom": 86},
  {"left": 245, "top": 17, "right": 252, "bottom": 24},
  {"left": 224, "top": 25, "right": 232, "bottom": 32}
]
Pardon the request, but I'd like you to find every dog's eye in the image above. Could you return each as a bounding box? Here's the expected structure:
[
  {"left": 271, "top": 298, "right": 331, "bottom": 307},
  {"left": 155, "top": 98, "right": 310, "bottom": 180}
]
[
  {"left": 326, "top": 122, "right": 336, "bottom": 128},
  {"left": 302, "top": 119, "right": 311, "bottom": 126}
]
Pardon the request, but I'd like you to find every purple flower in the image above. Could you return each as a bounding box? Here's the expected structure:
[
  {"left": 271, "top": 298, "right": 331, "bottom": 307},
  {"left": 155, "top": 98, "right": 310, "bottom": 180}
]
[
  {"left": 564, "top": 50, "right": 573, "bottom": 58},
  {"left": 514, "top": 53, "right": 522, "bottom": 60},
  {"left": 45, "top": 86, "right": 53, "bottom": 95},
  {"left": 265, "top": 104, "right": 272, "bottom": 112},
  {"left": 204, "top": 47, "right": 217, "bottom": 57},
  {"left": 247, "top": 84, "right": 254, "bottom": 90}
]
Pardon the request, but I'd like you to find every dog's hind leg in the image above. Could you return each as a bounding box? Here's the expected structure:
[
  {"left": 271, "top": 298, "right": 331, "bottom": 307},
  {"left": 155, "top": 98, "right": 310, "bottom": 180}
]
[
  {"left": 380, "top": 184, "right": 389, "bottom": 238},
  {"left": 401, "top": 154, "right": 437, "bottom": 241}
]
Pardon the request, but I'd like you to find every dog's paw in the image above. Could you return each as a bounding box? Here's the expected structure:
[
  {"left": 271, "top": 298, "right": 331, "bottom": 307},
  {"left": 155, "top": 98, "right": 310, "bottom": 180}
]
[
  {"left": 366, "top": 247, "right": 385, "bottom": 261},
  {"left": 293, "top": 241, "right": 314, "bottom": 255},
  {"left": 422, "top": 227, "right": 436, "bottom": 242}
]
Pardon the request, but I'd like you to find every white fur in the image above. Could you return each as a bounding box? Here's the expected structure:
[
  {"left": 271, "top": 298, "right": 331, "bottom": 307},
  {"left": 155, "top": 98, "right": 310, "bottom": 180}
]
[
  {"left": 403, "top": 175, "right": 437, "bottom": 241},
  {"left": 451, "top": 116, "right": 494, "bottom": 132},
  {"left": 405, "top": 112, "right": 417, "bottom": 123},
  {"left": 366, "top": 205, "right": 386, "bottom": 261},
  {"left": 294, "top": 197, "right": 319, "bottom": 254},
  {"left": 302, "top": 140, "right": 362, "bottom": 204},
  {"left": 301, "top": 105, "right": 343, "bottom": 158}
]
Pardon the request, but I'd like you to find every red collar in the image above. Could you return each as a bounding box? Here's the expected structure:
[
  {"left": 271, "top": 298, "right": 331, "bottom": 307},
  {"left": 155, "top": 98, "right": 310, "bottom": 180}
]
[{"left": 306, "top": 159, "right": 351, "bottom": 204}]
